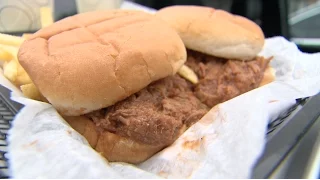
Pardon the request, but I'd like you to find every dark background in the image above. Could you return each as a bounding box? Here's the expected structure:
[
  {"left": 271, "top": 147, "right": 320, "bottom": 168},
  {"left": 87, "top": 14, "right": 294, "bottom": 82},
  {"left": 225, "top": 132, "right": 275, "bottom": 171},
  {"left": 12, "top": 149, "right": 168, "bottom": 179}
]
[
  {"left": 132, "top": 0, "right": 320, "bottom": 53},
  {"left": 3, "top": 0, "right": 320, "bottom": 53}
]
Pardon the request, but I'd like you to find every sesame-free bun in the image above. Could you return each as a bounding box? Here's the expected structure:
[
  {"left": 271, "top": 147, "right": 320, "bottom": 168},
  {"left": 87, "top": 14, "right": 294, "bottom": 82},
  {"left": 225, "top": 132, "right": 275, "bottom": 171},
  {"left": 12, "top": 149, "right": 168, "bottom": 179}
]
[
  {"left": 259, "top": 66, "right": 276, "bottom": 87},
  {"left": 64, "top": 115, "right": 166, "bottom": 164},
  {"left": 18, "top": 10, "right": 187, "bottom": 116},
  {"left": 156, "top": 5, "right": 265, "bottom": 61}
]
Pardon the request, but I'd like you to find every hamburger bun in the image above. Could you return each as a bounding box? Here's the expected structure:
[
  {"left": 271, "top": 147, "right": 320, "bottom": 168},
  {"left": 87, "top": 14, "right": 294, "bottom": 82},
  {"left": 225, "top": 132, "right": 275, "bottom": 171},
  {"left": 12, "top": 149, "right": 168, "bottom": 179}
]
[
  {"left": 64, "top": 115, "right": 167, "bottom": 164},
  {"left": 18, "top": 10, "right": 187, "bottom": 116},
  {"left": 260, "top": 65, "right": 276, "bottom": 86},
  {"left": 156, "top": 5, "right": 265, "bottom": 61}
]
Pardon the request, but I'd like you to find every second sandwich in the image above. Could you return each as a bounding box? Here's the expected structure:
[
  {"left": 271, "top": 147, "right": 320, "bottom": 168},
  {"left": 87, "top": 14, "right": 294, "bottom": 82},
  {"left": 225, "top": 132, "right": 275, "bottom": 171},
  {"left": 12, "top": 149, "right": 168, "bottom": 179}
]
[{"left": 156, "top": 5, "right": 275, "bottom": 108}]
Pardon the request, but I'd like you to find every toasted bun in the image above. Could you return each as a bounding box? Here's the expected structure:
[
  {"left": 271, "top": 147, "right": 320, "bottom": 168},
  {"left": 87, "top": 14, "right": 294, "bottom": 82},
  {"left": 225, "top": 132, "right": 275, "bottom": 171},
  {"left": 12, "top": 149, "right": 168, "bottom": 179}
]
[
  {"left": 95, "top": 131, "right": 164, "bottom": 164},
  {"left": 63, "top": 116, "right": 99, "bottom": 148},
  {"left": 156, "top": 5, "right": 265, "bottom": 60},
  {"left": 64, "top": 115, "right": 165, "bottom": 164},
  {"left": 18, "top": 10, "right": 187, "bottom": 116},
  {"left": 259, "top": 66, "right": 276, "bottom": 87}
]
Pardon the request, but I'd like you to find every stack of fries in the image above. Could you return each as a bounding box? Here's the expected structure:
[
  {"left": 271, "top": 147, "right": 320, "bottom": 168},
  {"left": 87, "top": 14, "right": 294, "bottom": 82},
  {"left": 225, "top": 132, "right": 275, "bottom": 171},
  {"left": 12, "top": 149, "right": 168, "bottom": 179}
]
[
  {"left": 0, "top": 32, "right": 45, "bottom": 101},
  {"left": 0, "top": 7, "right": 53, "bottom": 101}
]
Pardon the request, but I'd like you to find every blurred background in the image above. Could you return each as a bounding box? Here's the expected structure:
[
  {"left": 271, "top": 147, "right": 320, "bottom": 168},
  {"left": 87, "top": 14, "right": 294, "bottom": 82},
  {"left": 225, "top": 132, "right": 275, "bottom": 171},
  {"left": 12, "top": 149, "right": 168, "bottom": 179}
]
[{"left": 0, "top": 0, "right": 319, "bottom": 53}]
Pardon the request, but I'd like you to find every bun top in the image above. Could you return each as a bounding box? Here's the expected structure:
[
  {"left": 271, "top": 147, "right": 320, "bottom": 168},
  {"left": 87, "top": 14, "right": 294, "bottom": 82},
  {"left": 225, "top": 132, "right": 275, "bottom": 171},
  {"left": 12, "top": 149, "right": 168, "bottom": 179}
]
[
  {"left": 156, "top": 5, "right": 265, "bottom": 61},
  {"left": 18, "top": 10, "right": 187, "bottom": 116}
]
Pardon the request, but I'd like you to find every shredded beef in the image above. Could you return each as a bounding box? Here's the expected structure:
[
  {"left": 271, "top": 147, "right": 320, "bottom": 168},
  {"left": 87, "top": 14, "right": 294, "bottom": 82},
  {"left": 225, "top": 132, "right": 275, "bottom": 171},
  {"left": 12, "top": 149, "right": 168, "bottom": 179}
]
[
  {"left": 186, "top": 50, "right": 271, "bottom": 107},
  {"left": 88, "top": 50, "right": 271, "bottom": 146},
  {"left": 87, "top": 75, "right": 209, "bottom": 146}
]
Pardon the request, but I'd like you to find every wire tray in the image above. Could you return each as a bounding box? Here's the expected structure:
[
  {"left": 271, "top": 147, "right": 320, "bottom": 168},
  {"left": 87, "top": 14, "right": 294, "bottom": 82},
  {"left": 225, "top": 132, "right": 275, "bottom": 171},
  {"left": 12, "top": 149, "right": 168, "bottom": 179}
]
[
  {"left": 0, "top": 97, "right": 18, "bottom": 178},
  {"left": 0, "top": 94, "right": 311, "bottom": 178}
]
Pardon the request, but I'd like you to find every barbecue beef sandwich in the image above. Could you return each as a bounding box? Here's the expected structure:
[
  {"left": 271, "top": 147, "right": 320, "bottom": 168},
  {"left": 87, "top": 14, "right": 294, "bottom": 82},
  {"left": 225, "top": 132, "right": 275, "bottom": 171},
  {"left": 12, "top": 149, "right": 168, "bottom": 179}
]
[
  {"left": 17, "top": 10, "right": 200, "bottom": 163},
  {"left": 156, "top": 5, "right": 275, "bottom": 107}
]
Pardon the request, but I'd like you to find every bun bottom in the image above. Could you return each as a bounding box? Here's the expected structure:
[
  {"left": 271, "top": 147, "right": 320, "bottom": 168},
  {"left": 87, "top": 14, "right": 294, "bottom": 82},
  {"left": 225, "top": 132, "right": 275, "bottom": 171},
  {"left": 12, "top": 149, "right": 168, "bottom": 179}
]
[
  {"left": 259, "top": 66, "right": 276, "bottom": 87},
  {"left": 64, "top": 116, "right": 165, "bottom": 164}
]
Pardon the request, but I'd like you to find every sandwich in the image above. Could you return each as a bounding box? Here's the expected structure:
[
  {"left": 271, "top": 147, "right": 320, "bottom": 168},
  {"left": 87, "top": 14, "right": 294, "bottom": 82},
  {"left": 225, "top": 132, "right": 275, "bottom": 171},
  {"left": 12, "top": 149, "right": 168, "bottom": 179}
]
[
  {"left": 156, "top": 5, "right": 275, "bottom": 107},
  {"left": 17, "top": 9, "right": 207, "bottom": 164},
  {"left": 17, "top": 7, "right": 275, "bottom": 164}
]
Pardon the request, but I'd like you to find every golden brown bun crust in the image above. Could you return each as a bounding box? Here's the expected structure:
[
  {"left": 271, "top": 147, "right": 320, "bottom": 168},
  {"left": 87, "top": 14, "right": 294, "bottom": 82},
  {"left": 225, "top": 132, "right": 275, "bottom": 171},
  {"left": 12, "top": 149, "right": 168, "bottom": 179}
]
[
  {"left": 64, "top": 116, "right": 165, "bottom": 164},
  {"left": 95, "top": 131, "right": 164, "bottom": 164},
  {"left": 156, "top": 5, "right": 265, "bottom": 61},
  {"left": 259, "top": 66, "right": 276, "bottom": 87},
  {"left": 18, "top": 10, "right": 187, "bottom": 116},
  {"left": 63, "top": 116, "right": 99, "bottom": 148}
]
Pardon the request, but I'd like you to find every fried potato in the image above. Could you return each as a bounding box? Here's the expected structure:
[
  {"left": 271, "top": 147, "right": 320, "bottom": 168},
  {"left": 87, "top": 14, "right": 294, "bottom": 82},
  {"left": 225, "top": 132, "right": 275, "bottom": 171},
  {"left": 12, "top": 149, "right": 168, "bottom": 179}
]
[
  {"left": 0, "top": 47, "right": 13, "bottom": 62},
  {"left": 22, "top": 33, "right": 33, "bottom": 40},
  {"left": 16, "top": 67, "right": 32, "bottom": 86},
  {"left": 3, "top": 60, "right": 18, "bottom": 84},
  {"left": 0, "top": 32, "right": 42, "bottom": 102},
  {"left": 0, "top": 33, "right": 24, "bottom": 47},
  {"left": 40, "top": 7, "right": 54, "bottom": 28},
  {"left": 0, "top": 44, "right": 18, "bottom": 62},
  {"left": 20, "top": 83, "right": 44, "bottom": 101},
  {"left": 178, "top": 65, "right": 199, "bottom": 84}
]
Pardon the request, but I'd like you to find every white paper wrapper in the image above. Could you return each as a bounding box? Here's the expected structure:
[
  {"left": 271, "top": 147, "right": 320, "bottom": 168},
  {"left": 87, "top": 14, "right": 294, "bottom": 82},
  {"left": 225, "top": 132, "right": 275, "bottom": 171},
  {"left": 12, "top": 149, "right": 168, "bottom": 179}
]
[{"left": 1, "top": 2, "right": 320, "bottom": 179}]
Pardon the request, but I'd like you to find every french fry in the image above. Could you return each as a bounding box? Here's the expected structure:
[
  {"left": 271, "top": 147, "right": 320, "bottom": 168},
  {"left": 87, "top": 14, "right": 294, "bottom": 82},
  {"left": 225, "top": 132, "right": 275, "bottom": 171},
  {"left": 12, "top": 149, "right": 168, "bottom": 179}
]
[
  {"left": 0, "top": 47, "right": 13, "bottom": 62},
  {"left": 3, "top": 60, "right": 18, "bottom": 83},
  {"left": 16, "top": 74, "right": 32, "bottom": 86},
  {"left": 0, "top": 44, "right": 19, "bottom": 61},
  {"left": 20, "top": 83, "right": 43, "bottom": 101},
  {"left": 0, "top": 32, "right": 36, "bottom": 98},
  {"left": 17, "top": 73, "right": 32, "bottom": 86},
  {"left": 178, "top": 65, "right": 199, "bottom": 84},
  {"left": 0, "top": 33, "right": 24, "bottom": 47},
  {"left": 22, "top": 33, "right": 33, "bottom": 40},
  {"left": 16, "top": 63, "right": 32, "bottom": 85},
  {"left": 40, "top": 7, "right": 54, "bottom": 28}
]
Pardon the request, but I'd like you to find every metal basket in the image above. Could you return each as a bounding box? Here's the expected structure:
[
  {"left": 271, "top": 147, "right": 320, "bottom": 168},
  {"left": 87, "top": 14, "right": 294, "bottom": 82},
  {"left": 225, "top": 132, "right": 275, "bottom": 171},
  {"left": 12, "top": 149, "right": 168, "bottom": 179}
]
[{"left": 0, "top": 96, "right": 19, "bottom": 178}]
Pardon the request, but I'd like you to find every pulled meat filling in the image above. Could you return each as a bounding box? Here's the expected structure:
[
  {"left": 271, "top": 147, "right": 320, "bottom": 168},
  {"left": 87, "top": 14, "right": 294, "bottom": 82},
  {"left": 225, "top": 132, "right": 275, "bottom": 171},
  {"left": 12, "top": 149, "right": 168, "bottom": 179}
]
[
  {"left": 87, "top": 75, "right": 209, "bottom": 146},
  {"left": 186, "top": 50, "right": 271, "bottom": 107},
  {"left": 88, "top": 50, "right": 271, "bottom": 146}
]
